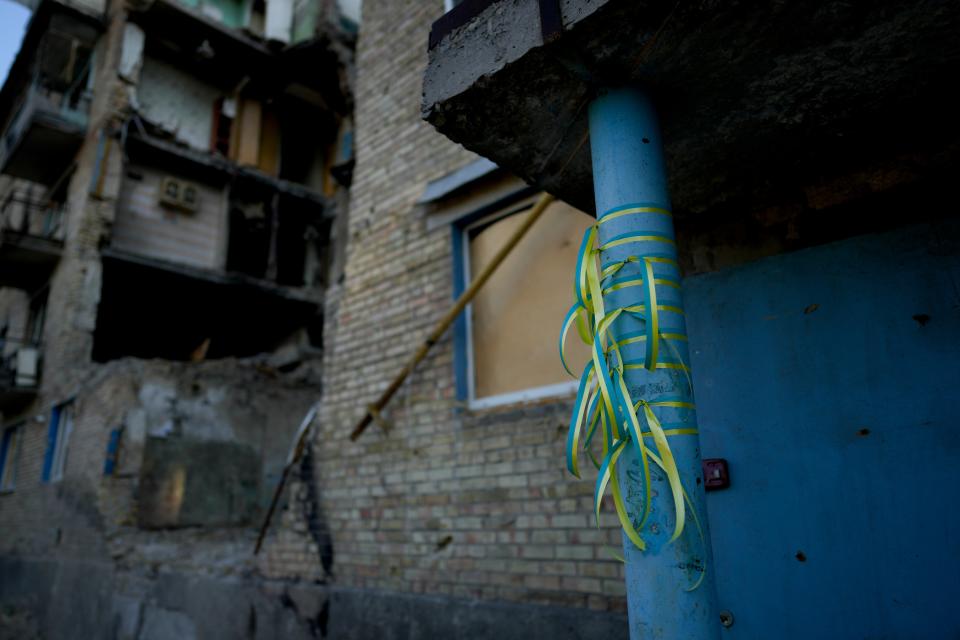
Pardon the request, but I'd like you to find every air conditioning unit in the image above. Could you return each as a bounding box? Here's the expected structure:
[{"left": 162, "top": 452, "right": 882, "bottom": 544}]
[
  {"left": 14, "top": 347, "right": 38, "bottom": 387},
  {"left": 158, "top": 176, "right": 199, "bottom": 213}
]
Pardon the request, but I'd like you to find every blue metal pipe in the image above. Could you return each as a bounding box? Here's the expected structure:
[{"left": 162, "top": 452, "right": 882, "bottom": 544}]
[{"left": 589, "top": 87, "right": 720, "bottom": 639}]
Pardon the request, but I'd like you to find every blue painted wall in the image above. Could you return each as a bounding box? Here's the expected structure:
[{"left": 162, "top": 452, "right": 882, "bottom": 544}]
[{"left": 684, "top": 220, "right": 960, "bottom": 638}]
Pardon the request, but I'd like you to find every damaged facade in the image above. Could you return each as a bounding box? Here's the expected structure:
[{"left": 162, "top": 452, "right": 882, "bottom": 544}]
[
  {"left": 0, "top": 0, "right": 353, "bottom": 636},
  {"left": 259, "top": 1, "right": 636, "bottom": 636},
  {"left": 3, "top": 0, "right": 960, "bottom": 639},
  {"left": 261, "top": 1, "right": 957, "bottom": 639}
]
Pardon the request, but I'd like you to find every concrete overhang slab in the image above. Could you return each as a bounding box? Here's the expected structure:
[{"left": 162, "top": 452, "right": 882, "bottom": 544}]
[
  {"left": 126, "top": 132, "right": 334, "bottom": 213},
  {"left": 423, "top": 0, "right": 960, "bottom": 216}
]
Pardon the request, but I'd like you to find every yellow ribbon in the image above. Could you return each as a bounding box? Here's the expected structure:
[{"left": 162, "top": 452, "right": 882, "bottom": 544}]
[{"left": 559, "top": 209, "right": 708, "bottom": 589}]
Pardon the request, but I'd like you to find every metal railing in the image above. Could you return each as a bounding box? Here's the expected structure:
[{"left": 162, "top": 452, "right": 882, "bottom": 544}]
[
  {"left": 0, "top": 70, "right": 92, "bottom": 171},
  {"left": 0, "top": 191, "right": 65, "bottom": 242}
]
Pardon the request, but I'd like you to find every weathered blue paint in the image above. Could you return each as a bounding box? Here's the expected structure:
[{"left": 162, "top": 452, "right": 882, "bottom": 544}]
[
  {"left": 451, "top": 224, "right": 470, "bottom": 402},
  {"left": 684, "top": 220, "right": 960, "bottom": 638},
  {"left": 421, "top": 158, "right": 498, "bottom": 203},
  {"left": 103, "top": 427, "right": 121, "bottom": 476},
  {"left": 0, "top": 427, "right": 12, "bottom": 483},
  {"left": 41, "top": 404, "right": 60, "bottom": 483},
  {"left": 589, "top": 87, "right": 720, "bottom": 639}
]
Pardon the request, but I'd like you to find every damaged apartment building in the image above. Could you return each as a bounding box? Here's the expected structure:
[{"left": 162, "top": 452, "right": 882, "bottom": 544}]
[
  {"left": 3, "top": 0, "right": 959, "bottom": 639},
  {"left": 0, "top": 0, "right": 354, "bottom": 636}
]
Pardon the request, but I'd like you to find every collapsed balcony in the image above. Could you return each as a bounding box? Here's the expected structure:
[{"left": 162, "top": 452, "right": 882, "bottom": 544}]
[
  {"left": 127, "top": 0, "right": 352, "bottom": 119},
  {"left": 95, "top": 131, "right": 333, "bottom": 361},
  {"left": 0, "top": 2, "right": 100, "bottom": 185},
  {"left": 113, "top": 129, "right": 336, "bottom": 284},
  {"left": 90, "top": 0, "right": 350, "bottom": 363},
  {"left": 93, "top": 247, "right": 323, "bottom": 362},
  {"left": 0, "top": 188, "right": 65, "bottom": 291}
]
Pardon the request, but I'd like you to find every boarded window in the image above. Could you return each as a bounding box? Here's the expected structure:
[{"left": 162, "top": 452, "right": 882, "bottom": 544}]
[
  {"left": 466, "top": 198, "right": 593, "bottom": 402},
  {"left": 258, "top": 108, "right": 281, "bottom": 176},
  {"left": 231, "top": 98, "right": 263, "bottom": 167},
  {"left": 138, "top": 438, "right": 259, "bottom": 529}
]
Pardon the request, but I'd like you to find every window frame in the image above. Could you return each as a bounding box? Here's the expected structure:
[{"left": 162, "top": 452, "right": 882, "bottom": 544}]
[
  {"left": 0, "top": 422, "right": 24, "bottom": 493},
  {"left": 43, "top": 401, "right": 74, "bottom": 483},
  {"left": 451, "top": 188, "right": 581, "bottom": 410}
]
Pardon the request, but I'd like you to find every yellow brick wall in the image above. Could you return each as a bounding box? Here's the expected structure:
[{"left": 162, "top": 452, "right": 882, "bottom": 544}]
[{"left": 262, "top": 0, "right": 627, "bottom": 613}]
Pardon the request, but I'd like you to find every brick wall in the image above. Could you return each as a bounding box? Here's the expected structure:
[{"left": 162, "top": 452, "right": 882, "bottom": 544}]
[
  {"left": 0, "top": 357, "right": 320, "bottom": 568},
  {"left": 0, "top": 0, "right": 343, "bottom": 574},
  {"left": 262, "top": 0, "right": 627, "bottom": 613},
  {"left": 0, "top": 1, "right": 131, "bottom": 559},
  {"left": 0, "top": 370, "right": 125, "bottom": 560},
  {"left": 40, "top": 0, "right": 130, "bottom": 399}
]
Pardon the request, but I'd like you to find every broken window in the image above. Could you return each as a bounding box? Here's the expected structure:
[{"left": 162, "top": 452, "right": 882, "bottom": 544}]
[
  {"left": 274, "top": 195, "right": 313, "bottom": 286},
  {"left": 43, "top": 401, "right": 74, "bottom": 483},
  {"left": 459, "top": 196, "right": 593, "bottom": 408},
  {"left": 226, "top": 199, "right": 271, "bottom": 278},
  {"left": 0, "top": 422, "right": 24, "bottom": 492},
  {"left": 214, "top": 96, "right": 283, "bottom": 177},
  {"left": 276, "top": 95, "right": 337, "bottom": 191},
  {"left": 0, "top": 182, "right": 64, "bottom": 240},
  {"left": 324, "top": 115, "right": 354, "bottom": 194},
  {"left": 225, "top": 186, "right": 326, "bottom": 287},
  {"left": 26, "top": 290, "right": 47, "bottom": 346},
  {"left": 248, "top": 0, "right": 266, "bottom": 35},
  {"left": 38, "top": 31, "right": 94, "bottom": 97},
  {"left": 211, "top": 97, "right": 235, "bottom": 156}
]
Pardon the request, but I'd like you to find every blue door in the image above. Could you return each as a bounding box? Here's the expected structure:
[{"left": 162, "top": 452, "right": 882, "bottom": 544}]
[{"left": 685, "top": 221, "right": 960, "bottom": 638}]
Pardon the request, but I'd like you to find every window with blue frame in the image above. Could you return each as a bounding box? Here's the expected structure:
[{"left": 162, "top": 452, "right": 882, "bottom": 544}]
[
  {"left": 43, "top": 401, "right": 74, "bottom": 483},
  {"left": 0, "top": 423, "right": 24, "bottom": 493},
  {"left": 452, "top": 192, "right": 594, "bottom": 409}
]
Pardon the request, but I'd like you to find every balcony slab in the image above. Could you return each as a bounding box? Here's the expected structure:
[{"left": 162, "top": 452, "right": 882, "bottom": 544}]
[{"left": 423, "top": 0, "right": 960, "bottom": 216}]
